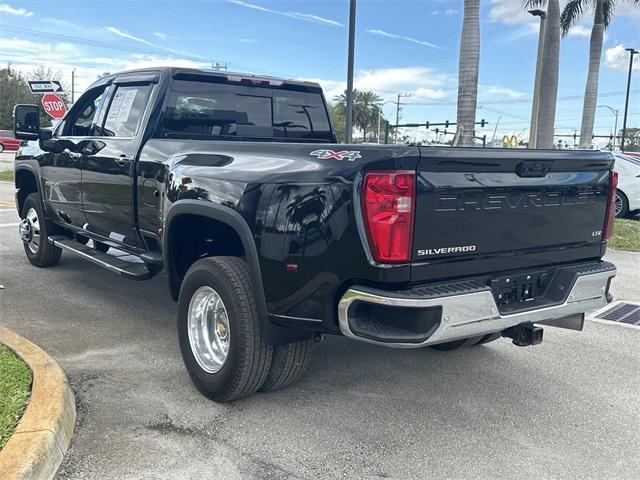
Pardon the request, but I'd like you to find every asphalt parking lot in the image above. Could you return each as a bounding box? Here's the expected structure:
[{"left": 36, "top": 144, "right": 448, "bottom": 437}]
[{"left": 0, "top": 181, "right": 639, "bottom": 479}]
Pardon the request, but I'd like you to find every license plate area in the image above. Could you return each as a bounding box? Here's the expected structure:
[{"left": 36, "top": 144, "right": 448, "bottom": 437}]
[{"left": 490, "top": 270, "right": 551, "bottom": 307}]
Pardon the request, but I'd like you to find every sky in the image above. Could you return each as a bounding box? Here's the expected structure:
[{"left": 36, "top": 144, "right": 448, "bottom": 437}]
[{"left": 0, "top": 0, "right": 639, "bottom": 146}]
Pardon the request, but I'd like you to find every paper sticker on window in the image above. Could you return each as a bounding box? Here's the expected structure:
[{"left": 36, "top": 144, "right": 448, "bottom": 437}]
[
  {"left": 107, "top": 88, "right": 137, "bottom": 124},
  {"left": 117, "top": 89, "right": 137, "bottom": 122}
]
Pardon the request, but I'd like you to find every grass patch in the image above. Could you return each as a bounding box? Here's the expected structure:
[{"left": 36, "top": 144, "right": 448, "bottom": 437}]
[
  {"left": 609, "top": 218, "right": 640, "bottom": 252},
  {"left": 0, "top": 345, "right": 32, "bottom": 450},
  {"left": 0, "top": 170, "right": 14, "bottom": 182}
]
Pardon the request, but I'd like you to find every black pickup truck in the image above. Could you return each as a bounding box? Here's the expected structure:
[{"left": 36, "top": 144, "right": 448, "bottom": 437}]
[{"left": 12, "top": 67, "right": 617, "bottom": 402}]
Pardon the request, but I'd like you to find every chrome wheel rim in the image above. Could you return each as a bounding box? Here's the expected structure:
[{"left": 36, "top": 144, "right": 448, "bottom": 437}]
[
  {"left": 19, "top": 207, "right": 41, "bottom": 254},
  {"left": 615, "top": 194, "right": 623, "bottom": 217},
  {"left": 187, "top": 286, "right": 230, "bottom": 373}
]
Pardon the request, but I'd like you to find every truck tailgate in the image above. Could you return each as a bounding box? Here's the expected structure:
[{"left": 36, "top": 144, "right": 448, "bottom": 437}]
[{"left": 411, "top": 148, "right": 614, "bottom": 282}]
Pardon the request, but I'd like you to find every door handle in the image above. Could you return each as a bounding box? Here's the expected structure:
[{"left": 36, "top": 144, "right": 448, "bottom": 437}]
[
  {"left": 115, "top": 156, "right": 132, "bottom": 167},
  {"left": 516, "top": 161, "right": 553, "bottom": 178},
  {"left": 68, "top": 152, "right": 82, "bottom": 161}
]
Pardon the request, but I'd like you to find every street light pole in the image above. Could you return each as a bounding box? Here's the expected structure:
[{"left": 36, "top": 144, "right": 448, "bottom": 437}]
[
  {"left": 344, "top": 0, "right": 356, "bottom": 144},
  {"left": 528, "top": 9, "right": 546, "bottom": 149},
  {"left": 621, "top": 48, "right": 638, "bottom": 152},
  {"left": 597, "top": 105, "right": 619, "bottom": 150}
]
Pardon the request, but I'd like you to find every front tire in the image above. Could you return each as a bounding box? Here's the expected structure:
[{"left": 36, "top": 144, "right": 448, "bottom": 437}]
[
  {"left": 19, "top": 193, "right": 62, "bottom": 267},
  {"left": 615, "top": 190, "right": 629, "bottom": 218},
  {"left": 177, "top": 256, "right": 272, "bottom": 402},
  {"left": 0, "top": 143, "right": 4, "bottom": 153}
]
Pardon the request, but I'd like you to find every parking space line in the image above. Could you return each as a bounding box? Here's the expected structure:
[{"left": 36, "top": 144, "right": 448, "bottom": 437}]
[
  {"left": 0, "top": 223, "right": 19, "bottom": 228},
  {"left": 0, "top": 201, "right": 15, "bottom": 208}
]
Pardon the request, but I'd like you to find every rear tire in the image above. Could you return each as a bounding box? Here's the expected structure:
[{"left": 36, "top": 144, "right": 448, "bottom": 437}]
[
  {"left": 20, "top": 193, "right": 62, "bottom": 267},
  {"left": 430, "top": 335, "right": 484, "bottom": 351},
  {"left": 259, "top": 340, "right": 312, "bottom": 392},
  {"left": 177, "top": 256, "right": 272, "bottom": 402}
]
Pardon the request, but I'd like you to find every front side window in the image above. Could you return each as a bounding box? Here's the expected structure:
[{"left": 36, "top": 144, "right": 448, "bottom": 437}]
[
  {"left": 64, "top": 87, "right": 107, "bottom": 137},
  {"left": 102, "top": 85, "right": 152, "bottom": 137},
  {"left": 162, "top": 80, "right": 332, "bottom": 141}
]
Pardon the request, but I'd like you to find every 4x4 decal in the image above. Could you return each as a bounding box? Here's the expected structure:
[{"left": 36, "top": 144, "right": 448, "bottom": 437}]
[{"left": 310, "top": 149, "right": 362, "bottom": 161}]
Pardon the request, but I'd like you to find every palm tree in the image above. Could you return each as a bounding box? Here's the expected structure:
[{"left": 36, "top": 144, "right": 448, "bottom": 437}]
[
  {"left": 358, "top": 91, "right": 383, "bottom": 141},
  {"left": 561, "top": 0, "right": 640, "bottom": 149},
  {"left": 333, "top": 89, "right": 384, "bottom": 142},
  {"left": 526, "top": 0, "right": 561, "bottom": 149},
  {"left": 456, "top": 0, "right": 480, "bottom": 146}
]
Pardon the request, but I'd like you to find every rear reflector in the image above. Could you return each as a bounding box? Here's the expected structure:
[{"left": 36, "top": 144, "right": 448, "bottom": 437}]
[
  {"left": 362, "top": 171, "right": 415, "bottom": 264},
  {"left": 603, "top": 170, "right": 618, "bottom": 240}
]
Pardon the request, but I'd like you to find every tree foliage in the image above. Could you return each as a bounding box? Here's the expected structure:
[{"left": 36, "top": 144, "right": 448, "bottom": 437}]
[
  {"left": 559, "top": 0, "right": 640, "bottom": 148},
  {"left": 621, "top": 128, "right": 640, "bottom": 152},
  {"left": 0, "top": 63, "right": 70, "bottom": 129},
  {"left": 332, "top": 89, "right": 385, "bottom": 142},
  {"left": 0, "top": 65, "right": 42, "bottom": 129},
  {"left": 329, "top": 104, "right": 346, "bottom": 143},
  {"left": 560, "top": 0, "right": 640, "bottom": 36}
]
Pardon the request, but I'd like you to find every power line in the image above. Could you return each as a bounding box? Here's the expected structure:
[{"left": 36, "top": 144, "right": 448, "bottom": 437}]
[
  {"left": 0, "top": 24, "right": 285, "bottom": 77},
  {"left": 402, "top": 89, "right": 640, "bottom": 107}
]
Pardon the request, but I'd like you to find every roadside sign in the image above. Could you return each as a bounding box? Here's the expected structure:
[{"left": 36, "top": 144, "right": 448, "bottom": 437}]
[
  {"left": 41, "top": 93, "right": 67, "bottom": 120},
  {"left": 28, "top": 80, "right": 64, "bottom": 94}
]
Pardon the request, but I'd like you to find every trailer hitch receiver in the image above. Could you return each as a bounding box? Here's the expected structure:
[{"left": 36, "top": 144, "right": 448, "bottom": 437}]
[{"left": 503, "top": 324, "right": 543, "bottom": 347}]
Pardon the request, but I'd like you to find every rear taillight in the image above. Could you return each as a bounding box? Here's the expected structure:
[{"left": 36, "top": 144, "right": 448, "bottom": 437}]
[
  {"left": 603, "top": 170, "right": 618, "bottom": 240},
  {"left": 362, "top": 171, "right": 415, "bottom": 263}
]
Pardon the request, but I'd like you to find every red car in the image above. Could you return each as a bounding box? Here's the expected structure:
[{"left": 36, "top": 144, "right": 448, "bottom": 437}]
[
  {"left": 623, "top": 151, "right": 640, "bottom": 160},
  {"left": 0, "top": 130, "right": 20, "bottom": 152}
]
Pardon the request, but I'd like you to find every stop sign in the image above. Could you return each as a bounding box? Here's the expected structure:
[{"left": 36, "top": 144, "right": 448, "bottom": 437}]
[{"left": 41, "top": 93, "right": 67, "bottom": 120}]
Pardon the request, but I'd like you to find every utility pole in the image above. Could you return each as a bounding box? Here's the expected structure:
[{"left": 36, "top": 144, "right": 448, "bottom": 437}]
[
  {"left": 394, "top": 93, "right": 401, "bottom": 143},
  {"left": 211, "top": 62, "right": 228, "bottom": 71},
  {"left": 393, "top": 92, "right": 413, "bottom": 143},
  {"left": 491, "top": 115, "right": 502, "bottom": 144},
  {"left": 71, "top": 68, "right": 76, "bottom": 104},
  {"left": 621, "top": 48, "right": 638, "bottom": 152},
  {"left": 345, "top": 0, "right": 357, "bottom": 144},
  {"left": 528, "top": 9, "right": 546, "bottom": 149},
  {"left": 376, "top": 100, "right": 394, "bottom": 143}
]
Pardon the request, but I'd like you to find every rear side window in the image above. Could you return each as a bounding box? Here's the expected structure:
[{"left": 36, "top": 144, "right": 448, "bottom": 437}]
[
  {"left": 162, "top": 80, "right": 332, "bottom": 141},
  {"left": 103, "top": 85, "right": 152, "bottom": 137}
]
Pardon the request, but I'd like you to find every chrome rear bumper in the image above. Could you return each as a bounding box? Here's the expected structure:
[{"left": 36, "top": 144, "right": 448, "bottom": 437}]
[{"left": 338, "top": 262, "right": 616, "bottom": 348}]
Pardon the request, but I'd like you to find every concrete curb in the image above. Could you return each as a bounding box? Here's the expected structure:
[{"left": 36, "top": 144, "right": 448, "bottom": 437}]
[{"left": 0, "top": 326, "right": 76, "bottom": 480}]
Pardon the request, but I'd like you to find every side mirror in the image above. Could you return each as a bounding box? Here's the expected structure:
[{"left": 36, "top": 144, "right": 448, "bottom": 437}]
[{"left": 13, "top": 104, "right": 41, "bottom": 141}]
